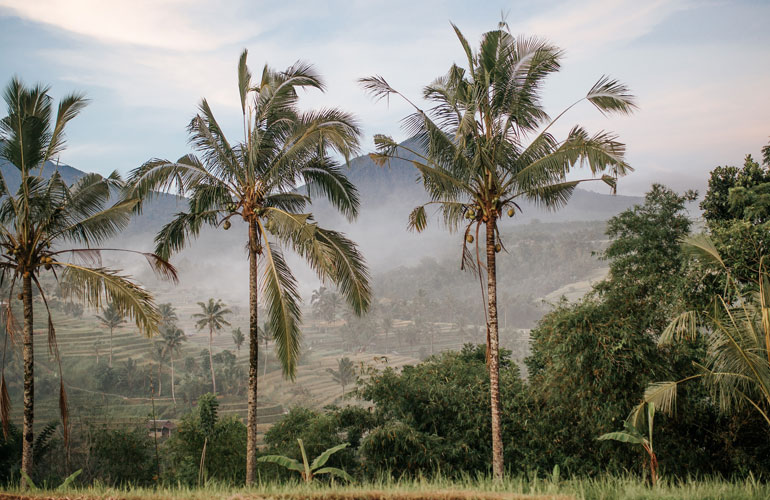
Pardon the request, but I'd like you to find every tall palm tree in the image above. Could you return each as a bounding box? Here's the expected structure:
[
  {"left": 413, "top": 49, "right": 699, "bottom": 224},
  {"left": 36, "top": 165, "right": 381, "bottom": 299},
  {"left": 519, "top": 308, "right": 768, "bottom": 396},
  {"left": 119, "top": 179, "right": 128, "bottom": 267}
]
[
  {"left": 128, "top": 49, "right": 371, "bottom": 483},
  {"left": 361, "top": 23, "right": 635, "bottom": 478},
  {"left": 193, "top": 298, "right": 231, "bottom": 394},
  {"left": 96, "top": 302, "right": 126, "bottom": 367},
  {"left": 161, "top": 324, "right": 187, "bottom": 404},
  {"left": 0, "top": 77, "right": 175, "bottom": 483}
]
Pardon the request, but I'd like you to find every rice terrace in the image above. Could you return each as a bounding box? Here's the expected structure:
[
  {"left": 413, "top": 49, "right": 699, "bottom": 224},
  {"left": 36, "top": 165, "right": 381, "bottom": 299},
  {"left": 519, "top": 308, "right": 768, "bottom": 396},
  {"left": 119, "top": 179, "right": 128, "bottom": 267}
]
[{"left": 0, "top": 1, "right": 768, "bottom": 499}]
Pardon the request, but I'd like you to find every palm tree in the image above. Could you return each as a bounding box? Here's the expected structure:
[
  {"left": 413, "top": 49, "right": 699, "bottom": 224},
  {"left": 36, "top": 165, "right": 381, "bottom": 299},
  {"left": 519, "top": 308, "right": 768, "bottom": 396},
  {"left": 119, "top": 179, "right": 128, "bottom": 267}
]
[
  {"left": 0, "top": 77, "right": 176, "bottom": 483},
  {"left": 231, "top": 327, "right": 245, "bottom": 352},
  {"left": 158, "top": 302, "right": 178, "bottom": 327},
  {"left": 641, "top": 235, "right": 770, "bottom": 429},
  {"left": 193, "top": 298, "right": 231, "bottom": 394},
  {"left": 128, "top": 50, "right": 372, "bottom": 483},
  {"left": 162, "top": 324, "right": 187, "bottom": 404},
  {"left": 326, "top": 356, "right": 356, "bottom": 397},
  {"left": 96, "top": 302, "right": 126, "bottom": 367},
  {"left": 361, "top": 23, "right": 635, "bottom": 478},
  {"left": 311, "top": 286, "right": 342, "bottom": 323}
]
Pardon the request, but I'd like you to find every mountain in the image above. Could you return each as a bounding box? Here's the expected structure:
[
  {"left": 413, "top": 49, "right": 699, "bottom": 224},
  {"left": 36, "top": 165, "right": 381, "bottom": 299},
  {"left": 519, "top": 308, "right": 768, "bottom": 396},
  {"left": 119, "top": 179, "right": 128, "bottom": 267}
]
[{"left": 0, "top": 143, "right": 644, "bottom": 303}]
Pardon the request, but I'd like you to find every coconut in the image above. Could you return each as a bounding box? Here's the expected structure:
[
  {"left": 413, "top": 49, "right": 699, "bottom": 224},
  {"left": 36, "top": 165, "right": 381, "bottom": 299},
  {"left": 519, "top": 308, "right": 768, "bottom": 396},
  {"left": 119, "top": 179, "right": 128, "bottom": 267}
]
[
  {"left": 466, "top": 234, "right": 474, "bottom": 244},
  {"left": 223, "top": 220, "right": 231, "bottom": 230},
  {"left": 507, "top": 208, "right": 514, "bottom": 217},
  {"left": 44, "top": 264, "right": 51, "bottom": 270},
  {"left": 495, "top": 243, "right": 502, "bottom": 253}
]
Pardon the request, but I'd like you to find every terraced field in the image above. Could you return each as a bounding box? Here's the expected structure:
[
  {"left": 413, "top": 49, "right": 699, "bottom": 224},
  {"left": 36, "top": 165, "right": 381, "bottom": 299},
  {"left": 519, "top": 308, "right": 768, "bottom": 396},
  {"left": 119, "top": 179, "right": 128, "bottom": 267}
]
[{"left": 5, "top": 292, "right": 525, "bottom": 442}]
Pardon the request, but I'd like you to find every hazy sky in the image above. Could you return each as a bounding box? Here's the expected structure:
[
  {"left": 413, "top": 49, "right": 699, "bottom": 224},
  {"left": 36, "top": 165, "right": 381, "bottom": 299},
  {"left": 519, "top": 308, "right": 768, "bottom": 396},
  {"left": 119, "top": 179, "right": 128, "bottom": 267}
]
[{"left": 1, "top": 0, "right": 768, "bottom": 196}]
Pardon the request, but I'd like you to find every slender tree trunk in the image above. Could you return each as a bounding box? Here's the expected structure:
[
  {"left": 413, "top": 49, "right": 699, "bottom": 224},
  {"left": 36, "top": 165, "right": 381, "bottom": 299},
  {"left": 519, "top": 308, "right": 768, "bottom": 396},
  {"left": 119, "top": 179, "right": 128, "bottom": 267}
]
[
  {"left": 108, "top": 326, "right": 113, "bottom": 368},
  {"left": 157, "top": 360, "right": 162, "bottom": 397},
  {"left": 209, "top": 328, "right": 216, "bottom": 394},
  {"left": 246, "top": 219, "right": 260, "bottom": 485},
  {"left": 263, "top": 341, "right": 268, "bottom": 378},
  {"left": 171, "top": 355, "right": 176, "bottom": 405},
  {"left": 486, "top": 218, "right": 504, "bottom": 480},
  {"left": 21, "top": 274, "right": 34, "bottom": 488}
]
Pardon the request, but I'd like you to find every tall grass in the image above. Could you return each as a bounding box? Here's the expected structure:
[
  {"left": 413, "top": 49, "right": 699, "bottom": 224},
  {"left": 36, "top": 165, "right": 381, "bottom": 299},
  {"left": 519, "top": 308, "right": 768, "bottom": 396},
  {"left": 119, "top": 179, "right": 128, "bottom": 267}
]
[{"left": 1, "top": 474, "right": 767, "bottom": 500}]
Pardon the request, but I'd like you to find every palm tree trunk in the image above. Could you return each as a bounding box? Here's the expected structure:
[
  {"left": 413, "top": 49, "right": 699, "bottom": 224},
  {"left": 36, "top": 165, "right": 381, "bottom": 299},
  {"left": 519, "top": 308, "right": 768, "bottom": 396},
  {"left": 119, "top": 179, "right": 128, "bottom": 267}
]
[
  {"left": 108, "top": 326, "right": 113, "bottom": 368},
  {"left": 486, "top": 218, "right": 504, "bottom": 480},
  {"left": 21, "top": 274, "right": 34, "bottom": 487},
  {"left": 157, "top": 360, "right": 162, "bottom": 397},
  {"left": 208, "top": 328, "right": 216, "bottom": 394},
  {"left": 171, "top": 354, "right": 176, "bottom": 405},
  {"left": 246, "top": 219, "right": 260, "bottom": 485}
]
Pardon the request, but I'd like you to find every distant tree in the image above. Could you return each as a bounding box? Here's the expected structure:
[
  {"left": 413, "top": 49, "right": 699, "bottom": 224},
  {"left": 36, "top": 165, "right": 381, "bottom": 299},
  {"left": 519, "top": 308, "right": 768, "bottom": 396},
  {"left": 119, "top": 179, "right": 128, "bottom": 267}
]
[
  {"left": 257, "top": 323, "right": 274, "bottom": 377},
  {"left": 120, "top": 357, "right": 140, "bottom": 394},
  {"left": 93, "top": 339, "right": 103, "bottom": 365},
  {"left": 231, "top": 327, "right": 245, "bottom": 352},
  {"left": 158, "top": 303, "right": 178, "bottom": 327},
  {"left": 311, "top": 286, "right": 342, "bottom": 323},
  {"left": 149, "top": 340, "right": 166, "bottom": 397},
  {"left": 96, "top": 302, "right": 127, "bottom": 368},
  {"left": 193, "top": 298, "right": 232, "bottom": 394},
  {"left": 162, "top": 325, "right": 187, "bottom": 404},
  {"left": 701, "top": 150, "right": 770, "bottom": 224},
  {"left": 362, "top": 22, "right": 635, "bottom": 478},
  {"left": 0, "top": 77, "right": 176, "bottom": 483},
  {"left": 381, "top": 316, "right": 394, "bottom": 353},
  {"left": 326, "top": 357, "right": 356, "bottom": 397},
  {"left": 700, "top": 140, "right": 770, "bottom": 285}
]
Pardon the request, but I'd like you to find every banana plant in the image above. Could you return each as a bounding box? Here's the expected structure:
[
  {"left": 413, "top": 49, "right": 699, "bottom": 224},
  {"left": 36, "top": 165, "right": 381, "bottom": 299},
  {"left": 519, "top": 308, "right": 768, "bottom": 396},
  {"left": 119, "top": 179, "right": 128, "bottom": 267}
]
[
  {"left": 598, "top": 402, "right": 658, "bottom": 485},
  {"left": 257, "top": 439, "right": 352, "bottom": 483}
]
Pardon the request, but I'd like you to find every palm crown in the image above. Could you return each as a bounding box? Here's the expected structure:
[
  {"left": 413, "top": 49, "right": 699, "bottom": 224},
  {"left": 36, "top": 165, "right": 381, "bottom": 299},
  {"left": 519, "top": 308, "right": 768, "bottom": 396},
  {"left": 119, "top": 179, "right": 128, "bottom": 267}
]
[
  {"left": 361, "top": 23, "right": 635, "bottom": 252},
  {"left": 128, "top": 50, "right": 371, "bottom": 377},
  {"left": 193, "top": 298, "right": 232, "bottom": 333}
]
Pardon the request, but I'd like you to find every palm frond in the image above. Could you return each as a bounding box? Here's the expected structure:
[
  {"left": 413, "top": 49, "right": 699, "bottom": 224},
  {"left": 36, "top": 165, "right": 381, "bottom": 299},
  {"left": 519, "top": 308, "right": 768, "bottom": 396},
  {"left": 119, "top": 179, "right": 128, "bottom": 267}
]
[
  {"left": 259, "top": 233, "right": 302, "bottom": 380},
  {"left": 643, "top": 381, "right": 680, "bottom": 416},
  {"left": 682, "top": 233, "right": 726, "bottom": 270},
  {"left": 407, "top": 205, "right": 428, "bottom": 232},
  {"left": 586, "top": 75, "right": 637, "bottom": 116},
  {"left": 659, "top": 310, "right": 699, "bottom": 345},
  {"left": 59, "top": 263, "right": 161, "bottom": 337}
]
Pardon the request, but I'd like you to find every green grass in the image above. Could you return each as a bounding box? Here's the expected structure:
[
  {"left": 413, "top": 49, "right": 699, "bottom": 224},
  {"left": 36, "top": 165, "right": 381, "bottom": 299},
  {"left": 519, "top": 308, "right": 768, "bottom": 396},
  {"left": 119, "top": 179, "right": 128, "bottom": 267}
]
[{"left": 1, "top": 475, "right": 768, "bottom": 500}]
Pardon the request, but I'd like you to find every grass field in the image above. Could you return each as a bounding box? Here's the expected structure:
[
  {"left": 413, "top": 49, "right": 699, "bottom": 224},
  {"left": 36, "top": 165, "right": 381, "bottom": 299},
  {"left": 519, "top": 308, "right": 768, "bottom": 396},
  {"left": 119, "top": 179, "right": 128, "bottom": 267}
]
[{"left": 0, "top": 475, "right": 768, "bottom": 500}]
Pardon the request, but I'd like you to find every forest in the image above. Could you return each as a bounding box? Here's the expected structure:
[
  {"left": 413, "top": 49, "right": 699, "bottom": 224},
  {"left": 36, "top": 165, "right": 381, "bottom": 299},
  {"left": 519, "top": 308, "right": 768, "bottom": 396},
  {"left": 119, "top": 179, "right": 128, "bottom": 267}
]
[{"left": 1, "top": 20, "right": 770, "bottom": 500}]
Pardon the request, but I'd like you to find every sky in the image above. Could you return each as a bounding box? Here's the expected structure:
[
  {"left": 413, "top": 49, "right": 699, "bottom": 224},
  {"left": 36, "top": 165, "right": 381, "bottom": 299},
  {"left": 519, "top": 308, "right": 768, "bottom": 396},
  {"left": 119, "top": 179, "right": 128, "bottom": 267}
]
[{"left": 0, "top": 0, "right": 768, "bottom": 197}]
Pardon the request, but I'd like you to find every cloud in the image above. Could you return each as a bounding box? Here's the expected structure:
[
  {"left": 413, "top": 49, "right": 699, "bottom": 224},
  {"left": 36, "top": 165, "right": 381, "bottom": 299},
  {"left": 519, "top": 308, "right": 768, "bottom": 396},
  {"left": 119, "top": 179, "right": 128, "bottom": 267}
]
[
  {"left": 0, "top": 0, "right": 270, "bottom": 51},
  {"left": 519, "top": 0, "right": 691, "bottom": 57}
]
